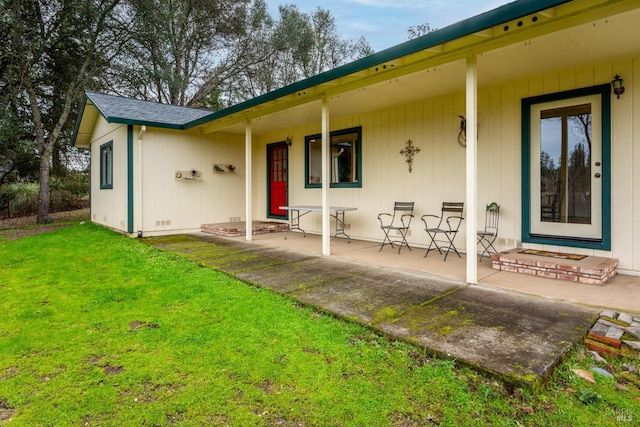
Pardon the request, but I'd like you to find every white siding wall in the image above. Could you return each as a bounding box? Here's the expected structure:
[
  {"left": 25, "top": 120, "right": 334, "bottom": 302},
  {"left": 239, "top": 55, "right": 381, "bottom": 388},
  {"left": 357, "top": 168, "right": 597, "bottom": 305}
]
[
  {"left": 138, "top": 128, "right": 245, "bottom": 235},
  {"left": 253, "top": 56, "right": 640, "bottom": 274},
  {"left": 89, "top": 118, "right": 245, "bottom": 236},
  {"left": 90, "top": 121, "right": 129, "bottom": 232}
]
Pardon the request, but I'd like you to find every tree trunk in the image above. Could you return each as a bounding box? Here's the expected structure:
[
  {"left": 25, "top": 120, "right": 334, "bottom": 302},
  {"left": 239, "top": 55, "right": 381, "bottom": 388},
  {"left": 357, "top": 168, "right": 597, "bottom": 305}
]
[
  {"left": 25, "top": 68, "right": 84, "bottom": 224},
  {"left": 37, "top": 151, "right": 51, "bottom": 223},
  {"left": 23, "top": 76, "right": 51, "bottom": 224}
]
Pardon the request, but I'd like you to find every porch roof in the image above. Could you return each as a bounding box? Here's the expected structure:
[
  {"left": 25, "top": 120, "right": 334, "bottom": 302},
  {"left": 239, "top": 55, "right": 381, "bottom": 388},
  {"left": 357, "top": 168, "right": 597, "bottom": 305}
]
[{"left": 201, "top": 0, "right": 639, "bottom": 135}]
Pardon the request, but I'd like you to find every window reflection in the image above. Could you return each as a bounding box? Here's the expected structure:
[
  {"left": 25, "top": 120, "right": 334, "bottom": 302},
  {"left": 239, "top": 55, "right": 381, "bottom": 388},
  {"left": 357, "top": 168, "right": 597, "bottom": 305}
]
[
  {"left": 305, "top": 127, "right": 361, "bottom": 187},
  {"left": 539, "top": 104, "right": 591, "bottom": 224}
]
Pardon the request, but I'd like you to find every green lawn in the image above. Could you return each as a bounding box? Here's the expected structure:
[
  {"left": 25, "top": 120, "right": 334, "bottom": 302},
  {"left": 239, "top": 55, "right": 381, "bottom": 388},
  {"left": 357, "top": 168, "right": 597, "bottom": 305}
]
[{"left": 0, "top": 221, "right": 638, "bottom": 426}]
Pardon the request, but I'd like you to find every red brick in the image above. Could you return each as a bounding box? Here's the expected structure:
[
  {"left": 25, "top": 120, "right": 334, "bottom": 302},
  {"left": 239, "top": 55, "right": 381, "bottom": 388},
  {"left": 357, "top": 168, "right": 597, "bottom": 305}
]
[
  {"left": 584, "top": 339, "right": 623, "bottom": 358},
  {"left": 580, "top": 267, "right": 606, "bottom": 275},
  {"left": 587, "top": 332, "right": 622, "bottom": 348},
  {"left": 537, "top": 260, "right": 558, "bottom": 269},
  {"left": 557, "top": 273, "right": 579, "bottom": 282},
  {"left": 557, "top": 264, "right": 579, "bottom": 272},
  {"left": 537, "top": 270, "right": 557, "bottom": 279}
]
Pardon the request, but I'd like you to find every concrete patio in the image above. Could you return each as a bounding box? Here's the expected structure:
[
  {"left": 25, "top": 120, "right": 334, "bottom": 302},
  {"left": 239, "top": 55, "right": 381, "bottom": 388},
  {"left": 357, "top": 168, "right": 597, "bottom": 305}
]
[
  {"left": 246, "top": 231, "right": 640, "bottom": 315},
  {"left": 147, "top": 230, "right": 639, "bottom": 386}
]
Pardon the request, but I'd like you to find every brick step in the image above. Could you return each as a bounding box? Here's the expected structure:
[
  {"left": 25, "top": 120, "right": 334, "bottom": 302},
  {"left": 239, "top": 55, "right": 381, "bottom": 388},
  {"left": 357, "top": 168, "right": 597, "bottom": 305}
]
[
  {"left": 491, "top": 248, "right": 618, "bottom": 285},
  {"left": 201, "top": 221, "right": 289, "bottom": 237}
]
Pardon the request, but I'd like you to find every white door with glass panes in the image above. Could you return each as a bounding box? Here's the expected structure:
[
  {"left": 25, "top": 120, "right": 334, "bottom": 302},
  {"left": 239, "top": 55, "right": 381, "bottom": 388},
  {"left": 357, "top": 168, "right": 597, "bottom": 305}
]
[{"left": 529, "top": 94, "right": 602, "bottom": 241}]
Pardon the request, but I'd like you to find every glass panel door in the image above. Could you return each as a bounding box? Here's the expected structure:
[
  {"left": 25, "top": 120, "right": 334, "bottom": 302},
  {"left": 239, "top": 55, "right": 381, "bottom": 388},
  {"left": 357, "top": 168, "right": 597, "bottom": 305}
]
[{"left": 530, "top": 94, "right": 602, "bottom": 240}]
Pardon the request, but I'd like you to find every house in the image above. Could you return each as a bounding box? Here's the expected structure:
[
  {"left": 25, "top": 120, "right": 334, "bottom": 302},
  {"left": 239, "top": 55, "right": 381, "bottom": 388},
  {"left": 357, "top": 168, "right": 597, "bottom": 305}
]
[{"left": 72, "top": 0, "right": 640, "bottom": 284}]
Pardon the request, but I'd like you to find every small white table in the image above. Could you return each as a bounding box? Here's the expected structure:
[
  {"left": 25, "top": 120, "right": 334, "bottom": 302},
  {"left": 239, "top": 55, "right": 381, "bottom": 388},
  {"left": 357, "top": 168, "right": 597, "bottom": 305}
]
[{"left": 279, "top": 205, "right": 357, "bottom": 242}]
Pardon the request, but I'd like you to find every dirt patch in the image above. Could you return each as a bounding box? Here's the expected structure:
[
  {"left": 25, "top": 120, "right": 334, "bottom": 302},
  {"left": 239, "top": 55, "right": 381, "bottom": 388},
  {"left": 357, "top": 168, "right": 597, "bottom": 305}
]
[
  {"left": 103, "top": 364, "right": 125, "bottom": 375},
  {"left": 0, "top": 208, "right": 90, "bottom": 241},
  {"left": 129, "top": 321, "right": 161, "bottom": 332},
  {"left": 0, "top": 399, "right": 15, "bottom": 422}
]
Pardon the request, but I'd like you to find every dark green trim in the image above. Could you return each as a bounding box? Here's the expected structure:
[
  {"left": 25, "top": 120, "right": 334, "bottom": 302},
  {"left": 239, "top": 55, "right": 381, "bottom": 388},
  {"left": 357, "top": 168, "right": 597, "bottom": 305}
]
[
  {"left": 127, "top": 125, "right": 134, "bottom": 234},
  {"left": 99, "top": 140, "right": 113, "bottom": 190},
  {"left": 305, "top": 127, "right": 363, "bottom": 189},
  {"left": 266, "top": 141, "right": 289, "bottom": 220},
  {"left": 107, "top": 117, "right": 186, "bottom": 129},
  {"left": 206, "top": 0, "right": 570, "bottom": 123},
  {"left": 521, "top": 83, "right": 611, "bottom": 250},
  {"left": 304, "top": 134, "right": 315, "bottom": 189}
]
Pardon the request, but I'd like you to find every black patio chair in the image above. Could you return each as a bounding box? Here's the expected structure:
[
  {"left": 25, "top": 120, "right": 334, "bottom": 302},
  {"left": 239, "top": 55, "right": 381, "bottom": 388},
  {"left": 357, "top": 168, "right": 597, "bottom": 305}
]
[
  {"left": 477, "top": 202, "right": 500, "bottom": 262},
  {"left": 378, "top": 202, "right": 415, "bottom": 253},
  {"left": 422, "top": 202, "right": 464, "bottom": 261}
]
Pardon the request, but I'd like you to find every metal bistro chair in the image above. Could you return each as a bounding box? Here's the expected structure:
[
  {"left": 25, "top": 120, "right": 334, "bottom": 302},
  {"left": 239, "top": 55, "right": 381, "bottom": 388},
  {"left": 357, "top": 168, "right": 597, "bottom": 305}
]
[
  {"left": 378, "top": 202, "right": 415, "bottom": 253},
  {"left": 422, "top": 202, "right": 464, "bottom": 261},
  {"left": 477, "top": 202, "right": 500, "bottom": 262}
]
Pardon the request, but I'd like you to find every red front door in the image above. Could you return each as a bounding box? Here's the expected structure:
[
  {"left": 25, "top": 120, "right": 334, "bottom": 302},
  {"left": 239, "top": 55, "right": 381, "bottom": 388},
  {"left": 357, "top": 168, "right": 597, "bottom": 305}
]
[{"left": 268, "top": 143, "right": 288, "bottom": 217}]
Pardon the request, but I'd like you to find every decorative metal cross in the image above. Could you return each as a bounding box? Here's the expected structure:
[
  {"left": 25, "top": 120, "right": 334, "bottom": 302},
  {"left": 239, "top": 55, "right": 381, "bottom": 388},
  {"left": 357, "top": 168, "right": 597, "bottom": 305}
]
[{"left": 400, "top": 139, "right": 421, "bottom": 173}]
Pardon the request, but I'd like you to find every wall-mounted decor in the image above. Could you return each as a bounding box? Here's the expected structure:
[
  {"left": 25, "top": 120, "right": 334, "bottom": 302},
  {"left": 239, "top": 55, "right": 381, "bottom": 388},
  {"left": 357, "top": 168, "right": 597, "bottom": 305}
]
[
  {"left": 213, "top": 164, "right": 236, "bottom": 173},
  {"left": 175, "top": 170, "right": 202, "bottom": 180},
  {"left": 400, "top": 139, "right": 421, "bottom": 173},
  {"left": 457, "top": 115, "right": 466, "bottom": 148}
]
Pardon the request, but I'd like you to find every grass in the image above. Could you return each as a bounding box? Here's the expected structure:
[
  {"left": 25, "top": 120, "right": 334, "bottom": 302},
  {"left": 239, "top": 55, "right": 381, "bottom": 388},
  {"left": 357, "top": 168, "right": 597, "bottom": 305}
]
[{"left": 0, "top": 220, "right": 638, "bottom": 426}]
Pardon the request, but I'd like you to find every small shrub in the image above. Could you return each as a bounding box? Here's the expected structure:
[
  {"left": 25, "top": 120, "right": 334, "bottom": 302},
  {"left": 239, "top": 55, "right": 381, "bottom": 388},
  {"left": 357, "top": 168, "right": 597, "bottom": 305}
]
[
  {"left": 50, "top": 172, "right": 89, "bottom": 212},
  {"left": 0, "top": 172, "right": 89, "bottom": 218},
  {"left": 577, "top": 388, "right": 602, "bottom": 405},
  {"left": 0, "top": 182, "right": 39, "bottom": 217}
]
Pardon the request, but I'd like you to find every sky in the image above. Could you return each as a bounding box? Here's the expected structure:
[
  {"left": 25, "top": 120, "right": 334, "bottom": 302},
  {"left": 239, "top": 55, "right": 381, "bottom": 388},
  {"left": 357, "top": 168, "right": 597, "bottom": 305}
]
[{"left": 268, "top": 0, "right": 509, "bottom": 52}]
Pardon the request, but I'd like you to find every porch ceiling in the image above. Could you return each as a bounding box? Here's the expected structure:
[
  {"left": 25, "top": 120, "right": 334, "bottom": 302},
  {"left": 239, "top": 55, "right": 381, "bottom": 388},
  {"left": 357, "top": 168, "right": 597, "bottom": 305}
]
[{"left": 202, "top": 3, "right": 640, "bottom": 137}]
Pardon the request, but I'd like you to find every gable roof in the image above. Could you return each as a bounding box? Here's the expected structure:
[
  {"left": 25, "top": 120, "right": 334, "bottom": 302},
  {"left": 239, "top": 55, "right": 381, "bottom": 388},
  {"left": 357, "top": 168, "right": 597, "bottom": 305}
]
[
  {"left": 84, "top": 91, "right": 214, "bottom": 127},
  {"left": 72, "top": 92, "right": 215, "bottom": 147}
]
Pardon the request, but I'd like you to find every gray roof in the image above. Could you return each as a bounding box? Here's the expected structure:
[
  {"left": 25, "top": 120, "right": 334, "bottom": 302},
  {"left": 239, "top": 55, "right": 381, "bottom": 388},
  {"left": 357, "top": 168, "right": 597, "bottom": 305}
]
[{"left": 85, "top": 91, "right": 215, "bottom": 129}]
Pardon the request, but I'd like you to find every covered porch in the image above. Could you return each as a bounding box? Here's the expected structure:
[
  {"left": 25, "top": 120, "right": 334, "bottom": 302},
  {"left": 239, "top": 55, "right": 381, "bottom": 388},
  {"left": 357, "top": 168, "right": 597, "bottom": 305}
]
[
  {"left": 203, "top": 226, "right": 639, "bottom": 315},
  {"left": 196, "top": 0, "right": 640, "bottom": 285}
]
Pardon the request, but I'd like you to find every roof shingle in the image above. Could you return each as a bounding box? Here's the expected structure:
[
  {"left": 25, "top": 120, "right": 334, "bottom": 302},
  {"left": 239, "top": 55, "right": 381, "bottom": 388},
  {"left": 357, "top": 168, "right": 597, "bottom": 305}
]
[{"left": 85, "top": 91, "right": 214, "bottom": 129}]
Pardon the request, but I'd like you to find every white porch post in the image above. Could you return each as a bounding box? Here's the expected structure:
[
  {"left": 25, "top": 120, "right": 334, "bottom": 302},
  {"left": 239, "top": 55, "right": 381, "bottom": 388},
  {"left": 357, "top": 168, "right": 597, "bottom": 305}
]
[
  {"left": 245, "top": 119, "right": 253, "bottom": 241},
  {"left": 465, "top": 55, "right": 478, "bottom": 284},
  {"left": 321, "top": 96, "right": 330, "bottom": 256}
]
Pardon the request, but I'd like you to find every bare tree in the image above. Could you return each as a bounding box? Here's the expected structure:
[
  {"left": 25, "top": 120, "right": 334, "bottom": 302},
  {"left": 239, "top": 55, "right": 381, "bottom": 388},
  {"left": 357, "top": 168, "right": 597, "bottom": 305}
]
[
  {"left": 4, "top": 0, "right": 129, "bottom": 223},
  {"left": 220, "top": 4, "right": 373, "bottom": 105},
  {"left": 116, "top": 1, "right": 373, "bottom": 108},
  {"left": 115, "top": 0, "right": 264, "bottom": 107},
  {"left": 407, "top": 23, "right": 435, "bottom": 39}
]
